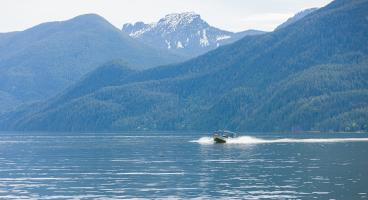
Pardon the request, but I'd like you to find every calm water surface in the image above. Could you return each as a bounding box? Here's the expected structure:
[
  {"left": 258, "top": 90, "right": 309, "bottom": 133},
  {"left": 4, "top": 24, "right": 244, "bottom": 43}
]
[{"left": 0, "top": 132, "right": 368, "bottom": 199}]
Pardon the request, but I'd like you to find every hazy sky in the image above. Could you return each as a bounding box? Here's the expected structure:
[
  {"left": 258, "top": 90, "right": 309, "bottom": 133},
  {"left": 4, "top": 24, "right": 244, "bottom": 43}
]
[{"left": 1, "top": 0, "right": 332, "bottom": 33}]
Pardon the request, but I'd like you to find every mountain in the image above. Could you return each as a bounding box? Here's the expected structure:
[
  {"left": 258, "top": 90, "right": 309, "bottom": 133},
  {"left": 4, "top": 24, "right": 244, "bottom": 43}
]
[
  {"left": 122, "top": 12, "right": 265, "bottom": 58},
  {"left": 0, "top": 14, "right": 183, "bottom": 113},
  {"left": 1, "top": 0, "right": 367, "bottom": 132},
  {"left": 276, "top": 8, "right": 319, "bottom": 30}
]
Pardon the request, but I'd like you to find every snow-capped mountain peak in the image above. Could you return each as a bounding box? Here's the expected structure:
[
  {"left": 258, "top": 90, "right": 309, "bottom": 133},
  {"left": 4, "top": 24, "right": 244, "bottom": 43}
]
[
  {"left": 158, "top": 12, "right": 205, "bottom": 32},
  {"left": 122, "top": 22, "right": 154, "bottom": 38},
  {"left": 122, "top": 12, "right": 264, "bottom": 58},
  {"left": 123, "top": 12, "right": 206, "bottom": 38}
]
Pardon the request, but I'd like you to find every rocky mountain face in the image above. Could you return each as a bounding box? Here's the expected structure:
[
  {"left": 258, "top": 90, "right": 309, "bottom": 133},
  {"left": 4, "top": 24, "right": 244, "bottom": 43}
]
[{"left": 122, "top": 12, "right": 264, "bottom": 58}]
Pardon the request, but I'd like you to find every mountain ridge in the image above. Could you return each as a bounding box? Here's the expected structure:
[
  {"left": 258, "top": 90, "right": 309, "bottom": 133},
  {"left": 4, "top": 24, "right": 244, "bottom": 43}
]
[
  {"left": 122, "top": 12, "right": 265, "bottom": 58},
  {"left": 0, "top": 13, "right": 183, "bottom": 113},
  {"left": 276, "top": 8, "right": 319, "bottom": 30}
]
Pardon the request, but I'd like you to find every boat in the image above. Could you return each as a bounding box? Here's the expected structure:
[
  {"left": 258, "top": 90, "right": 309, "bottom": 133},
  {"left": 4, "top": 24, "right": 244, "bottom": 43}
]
[{"left": 212, "top": 130, "right": 237, "bottom": 143}]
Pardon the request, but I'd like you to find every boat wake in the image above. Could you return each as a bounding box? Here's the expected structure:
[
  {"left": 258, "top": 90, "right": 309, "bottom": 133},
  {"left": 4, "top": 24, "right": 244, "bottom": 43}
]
[{"left": 190, "top": 136, "right": 368, "bottom": 145}]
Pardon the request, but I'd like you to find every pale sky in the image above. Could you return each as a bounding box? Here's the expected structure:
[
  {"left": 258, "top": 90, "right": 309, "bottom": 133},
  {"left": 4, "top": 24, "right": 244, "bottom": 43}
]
[{"left": 1, "top": 0, "right": 333, "bottom": 33}]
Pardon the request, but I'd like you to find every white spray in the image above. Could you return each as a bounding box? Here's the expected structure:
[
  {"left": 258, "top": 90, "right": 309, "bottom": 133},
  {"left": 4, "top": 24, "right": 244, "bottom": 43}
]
[{"left": 191, "top": 136, "right": 368, "bottom": 145}]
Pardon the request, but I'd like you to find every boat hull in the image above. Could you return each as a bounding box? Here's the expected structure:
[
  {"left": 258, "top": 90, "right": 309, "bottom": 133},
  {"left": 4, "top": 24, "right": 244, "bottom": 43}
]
[{"left": 214, "top": 136, "right": 227, "bottom": 143}]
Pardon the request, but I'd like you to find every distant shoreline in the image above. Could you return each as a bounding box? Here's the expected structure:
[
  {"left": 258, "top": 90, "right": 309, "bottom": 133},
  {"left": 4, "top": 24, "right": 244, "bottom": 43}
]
[{"left": 0, "top": 130, "right": 367, "bottom": 135}]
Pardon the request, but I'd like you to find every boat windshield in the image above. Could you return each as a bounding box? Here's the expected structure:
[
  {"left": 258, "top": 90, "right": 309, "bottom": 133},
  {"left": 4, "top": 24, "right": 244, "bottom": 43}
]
[{"left": 214, "top": 130, "right": 237, "bottom": 137}]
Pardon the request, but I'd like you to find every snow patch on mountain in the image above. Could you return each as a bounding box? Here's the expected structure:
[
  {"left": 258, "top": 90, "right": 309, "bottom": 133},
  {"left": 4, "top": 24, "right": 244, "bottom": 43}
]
[
  {"left": 199, "top": 29, "right": 209, "bottom": 47},
  {"left": 165, "top": 40, "right": 171, "bottom": 49},
  {"left": 177, "top": 41, "right": 184, "bottom": 48},
  {"left": 216, "top": 35, "right": 231, "bottom": 41}
]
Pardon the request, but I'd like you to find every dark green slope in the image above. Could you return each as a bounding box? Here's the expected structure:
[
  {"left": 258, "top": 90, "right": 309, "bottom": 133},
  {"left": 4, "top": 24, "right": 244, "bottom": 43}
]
[
  {"left": 199, "top": 62, "right": 368, "bottom": 131},
  {"left": 1, "top": 0, "right": 368, "bottom": 132},
  {"left": 0, "top": 14, "right": 183, "bottom": 113}
]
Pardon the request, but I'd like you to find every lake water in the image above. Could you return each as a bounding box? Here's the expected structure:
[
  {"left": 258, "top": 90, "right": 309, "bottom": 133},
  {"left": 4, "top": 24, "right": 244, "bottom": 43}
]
[{"left": 0, "top": 132, "right": 368, "bottom": 199}]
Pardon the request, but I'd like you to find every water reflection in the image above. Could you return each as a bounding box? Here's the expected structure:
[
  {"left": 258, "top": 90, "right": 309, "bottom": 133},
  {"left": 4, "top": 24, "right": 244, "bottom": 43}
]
[{"left": 0, "top": 132, "right": 367, "bottom": 199}]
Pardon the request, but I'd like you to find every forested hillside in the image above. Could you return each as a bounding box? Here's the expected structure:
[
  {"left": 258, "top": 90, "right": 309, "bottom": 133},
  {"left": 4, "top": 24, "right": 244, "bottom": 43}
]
[
  {"left": 1, "top": 0, "right": 367, "bottom": 132},
  {"left": 0, "top": 14, "right": 183, "bottom": 113}
]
